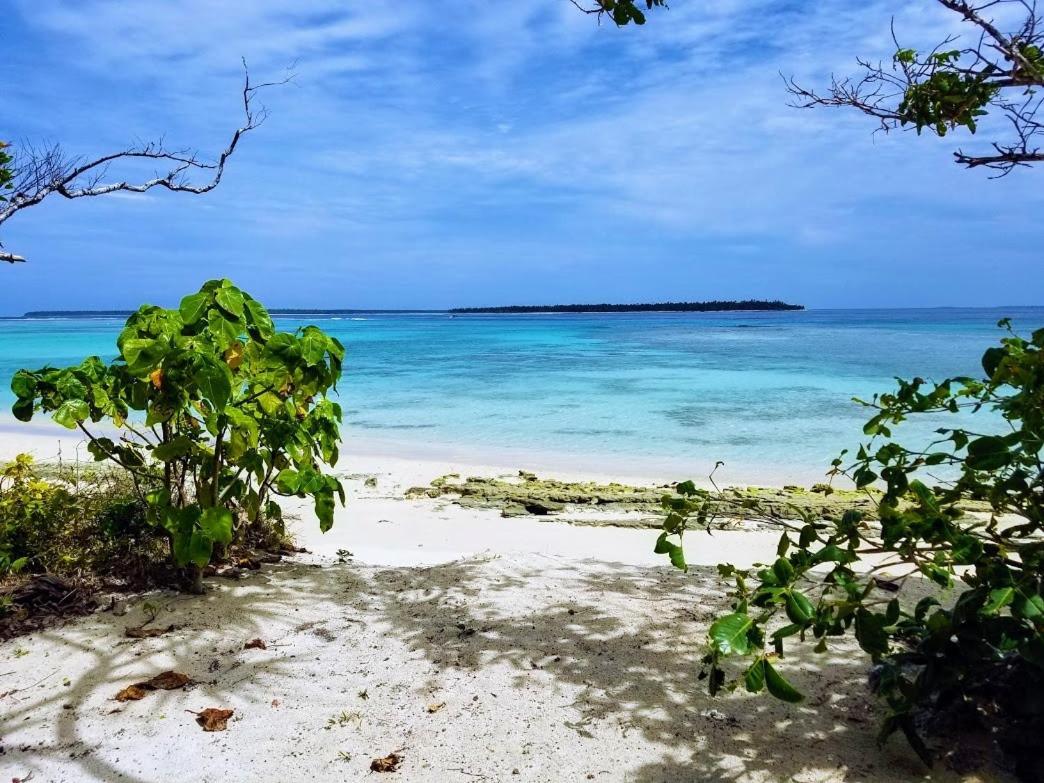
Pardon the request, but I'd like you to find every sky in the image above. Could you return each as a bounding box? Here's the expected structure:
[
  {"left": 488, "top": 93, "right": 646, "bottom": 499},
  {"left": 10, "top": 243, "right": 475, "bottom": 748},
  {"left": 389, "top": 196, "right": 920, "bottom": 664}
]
[{"left": 1, "top": 0, "right": 1042, "bottom": 313}]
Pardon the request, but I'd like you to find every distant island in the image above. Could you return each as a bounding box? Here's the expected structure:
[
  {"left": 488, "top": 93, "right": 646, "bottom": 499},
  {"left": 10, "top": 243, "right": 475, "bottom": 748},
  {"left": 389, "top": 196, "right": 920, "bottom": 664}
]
[
  {"left": 13, "top": 301, "right": 804, "bottom": 319},
  {"left": 450, "top": 300, "right": 804, "bottom": 314}
]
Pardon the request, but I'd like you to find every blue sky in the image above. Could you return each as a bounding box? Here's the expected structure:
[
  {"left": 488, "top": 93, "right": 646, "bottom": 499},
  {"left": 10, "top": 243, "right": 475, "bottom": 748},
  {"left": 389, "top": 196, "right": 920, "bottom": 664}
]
[{"left": 2, "top": 0, "right": 1042, "bottom": 313}]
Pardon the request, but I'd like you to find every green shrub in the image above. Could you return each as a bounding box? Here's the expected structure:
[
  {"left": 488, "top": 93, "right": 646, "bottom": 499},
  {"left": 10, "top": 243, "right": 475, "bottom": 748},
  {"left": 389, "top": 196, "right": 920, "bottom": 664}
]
[
  {"left": 657, "top": 322, "right": 1044, "bottom": 774},
  {"left": 0, "top": 454, "right": 67, "bottom": 575},
  {"left": 0, "top": 454, "right": 161, "bottom": 578},
  {"left": 11, "top": 279, "right": 345, "bottom": 591}
]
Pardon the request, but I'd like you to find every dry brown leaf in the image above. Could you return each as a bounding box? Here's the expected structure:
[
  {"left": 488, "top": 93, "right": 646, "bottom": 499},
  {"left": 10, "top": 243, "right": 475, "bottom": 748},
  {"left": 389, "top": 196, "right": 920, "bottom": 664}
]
[
  {"left": 147, "top": 671, "right": 192, "bottom": 690},
  {"left": 125, "top": 624, "right": 176, "bottom": 639},
  {"left": 194, "top": 707, "right": 234, "bottom": 731},
  {"left": 244, "top": 638, "right": 267, "bottom": 650},
  {"left": 426, "top": 702, "right": 446, "bottom": 714},
  {"left": 370, "top": 753, "right": 403, "bottom": 773},
  {"left": 115, "top": 684, "right": 148, "bottom": 702},
  {"left": 113, "top": 670, "right": 192, "bottom": 701}
]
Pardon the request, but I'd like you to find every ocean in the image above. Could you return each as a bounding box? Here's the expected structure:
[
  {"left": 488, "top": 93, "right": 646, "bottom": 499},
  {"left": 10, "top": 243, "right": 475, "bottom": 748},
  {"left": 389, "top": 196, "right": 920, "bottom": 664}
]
[{"left": 1, "top": 307, "right": 1040, "bottom": 484}]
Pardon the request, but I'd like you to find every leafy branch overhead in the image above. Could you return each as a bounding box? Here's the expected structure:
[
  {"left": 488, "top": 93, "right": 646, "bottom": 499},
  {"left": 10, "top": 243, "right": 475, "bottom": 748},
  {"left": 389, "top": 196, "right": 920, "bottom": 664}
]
[
  {"left": 786, "top": 0, "right": 1044, "bottom": 174},
  {"left": 0, "top": 61, "right": 292, "bottom": 264},
  {"left": 568, "top": 0, "right": 667, "bottom": 26}
]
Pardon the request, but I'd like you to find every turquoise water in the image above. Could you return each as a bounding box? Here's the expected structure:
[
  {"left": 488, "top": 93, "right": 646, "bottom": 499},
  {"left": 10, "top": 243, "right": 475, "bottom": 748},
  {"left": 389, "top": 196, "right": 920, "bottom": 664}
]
[{"left": 1, "top": 308, "right": 1040, "bottom": 482}]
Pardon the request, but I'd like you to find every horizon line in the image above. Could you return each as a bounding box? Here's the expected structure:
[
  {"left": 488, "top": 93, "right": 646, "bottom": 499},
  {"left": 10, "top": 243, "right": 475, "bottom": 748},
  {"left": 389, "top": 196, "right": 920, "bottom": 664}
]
[{"left": 3, "top": 303, "right": 1044, "bottom": 319}]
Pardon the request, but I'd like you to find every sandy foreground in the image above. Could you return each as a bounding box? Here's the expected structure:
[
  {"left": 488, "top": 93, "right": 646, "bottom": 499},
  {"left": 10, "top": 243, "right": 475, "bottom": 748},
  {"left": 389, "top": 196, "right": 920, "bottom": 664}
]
[{"left": 0, "top": 428, "right": 1008, "bottom": 783}]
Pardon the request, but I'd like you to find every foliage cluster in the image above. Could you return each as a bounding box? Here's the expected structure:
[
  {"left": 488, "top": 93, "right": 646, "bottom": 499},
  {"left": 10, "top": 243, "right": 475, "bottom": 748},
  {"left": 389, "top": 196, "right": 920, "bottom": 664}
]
[
  {"left": 11, "top": 280, "right": 345, "bottom": 591},
  {"left": 573, "top": 0, "right": 667, "bottom": 26},
  {"left": 600, "top": 0, "right": 666, "bottom": 26},
  {"left": 0, "top": 142, "right": 12, "bottom": 202},
  {"left": 788, "top": 0, "right": 1044, "bottom": 173},
  {"left": 0, "top": 454, "right": 158, "bottom": 581},
  {"left": 657, "top": 324, "right": 1044, "bottom": 777},
  {"left": 894, "top": 49, "right": 999, "bottom": 136}
]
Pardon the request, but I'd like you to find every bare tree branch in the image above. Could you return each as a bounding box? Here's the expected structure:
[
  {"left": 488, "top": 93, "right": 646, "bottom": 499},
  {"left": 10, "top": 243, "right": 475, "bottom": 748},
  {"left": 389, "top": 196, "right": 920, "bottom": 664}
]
[
  {"left": 0, "top": 60, "right": 293, "bottom": 263},
  {"left": 785, "top": 0, "right": 1044, "bottom": 175}
]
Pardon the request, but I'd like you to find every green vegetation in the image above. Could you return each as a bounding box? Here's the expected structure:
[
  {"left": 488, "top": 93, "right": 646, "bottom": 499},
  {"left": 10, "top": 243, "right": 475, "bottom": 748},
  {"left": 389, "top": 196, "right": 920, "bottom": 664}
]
[
  {"left": 0, "top": 454, "right": 163, "bottom": 580},
  {"left": 450, "top": 300, "right": 803, "bottom": 314},
  {"left": 570, "top": 0, "right": 667, "bottom": 27},
  {"left": 657, "top": 323, "right": 1044, "bottom": 776},
  {"left": 788, "top": 0, "right": 1044, "bottom": 173},
  {"left": 10, "top": 279, "right": 345, "bottom": 592},
  {"left": 0, "top": 142, "right": 13, "bottom": 202}
]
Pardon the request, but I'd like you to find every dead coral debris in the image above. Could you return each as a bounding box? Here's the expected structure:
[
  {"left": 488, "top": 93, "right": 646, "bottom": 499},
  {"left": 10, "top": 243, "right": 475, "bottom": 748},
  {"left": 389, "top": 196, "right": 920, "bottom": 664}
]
[{"left": 405, "top": 471, "right": 881, "bottom": 528}]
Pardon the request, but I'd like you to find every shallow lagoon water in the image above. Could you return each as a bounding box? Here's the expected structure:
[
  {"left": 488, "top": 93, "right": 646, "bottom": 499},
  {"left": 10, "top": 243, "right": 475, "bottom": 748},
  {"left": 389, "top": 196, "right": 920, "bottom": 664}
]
[{"left": 1, "top": 307, "right": 1041, "bottom": 483}]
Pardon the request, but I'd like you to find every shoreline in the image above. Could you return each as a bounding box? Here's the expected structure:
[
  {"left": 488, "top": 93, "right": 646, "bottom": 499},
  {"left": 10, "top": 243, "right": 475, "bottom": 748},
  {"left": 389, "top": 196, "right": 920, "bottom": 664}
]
[
  {"left": 0, "top": 421, "right": 809, "bottom": 569},
  {"left": 0, "top": 415, "right": 838, "bottom": 489}
]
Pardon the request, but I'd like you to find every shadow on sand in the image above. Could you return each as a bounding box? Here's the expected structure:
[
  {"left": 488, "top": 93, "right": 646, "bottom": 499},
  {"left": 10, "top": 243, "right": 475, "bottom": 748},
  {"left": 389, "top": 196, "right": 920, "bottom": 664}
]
[{"left": 0, "top": 556, "right": 981, "bottom": 782}]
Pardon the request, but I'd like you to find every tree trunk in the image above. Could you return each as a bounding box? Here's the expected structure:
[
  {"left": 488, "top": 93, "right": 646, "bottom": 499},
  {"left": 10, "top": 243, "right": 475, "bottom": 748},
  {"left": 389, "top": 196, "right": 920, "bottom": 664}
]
[{"left": 186, "top": 564, "right": 204, "bottom": 595}]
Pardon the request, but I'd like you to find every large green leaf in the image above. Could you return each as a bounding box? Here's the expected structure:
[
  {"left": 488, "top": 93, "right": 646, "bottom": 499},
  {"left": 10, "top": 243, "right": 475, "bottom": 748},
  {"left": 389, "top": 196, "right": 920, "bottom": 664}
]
[
  {"left": 179, "top": 291, "right": 210, "bottom": 325},
  {"left": 1013, "top": 589, "right": 1044, "bottom": 622},
  {"left": 153, "top": 435, "right": 195, "bottom": 462},
  {"left": 744, "top": 659, "right": 766, "bottom": 693},
  {"left": 244, "top": 298, "right": 275, "bottom": 340},
  {"left": 965, "top": 436, "right": 1010, "bottom": 471},
  {"left": 167, "top": 506, "right": 202, "bottom": 565},
  {"left": 215, "top": 287, "right": 246, "bottom": 319},
  {"left": 981, "top": 346, "right": 1006, "bottom": 376},
  {"left": 315, "top": 490, "right": 335, "bottom": 533},
  {"left": 709, "top": 613, "right": 754, "bottom": 656},
  {"left": 120, "top": 337, "right": 158, "bottom": 371},
  {"left": 300, "top": 328, "right": 328, "bottom": 365},
  {"left": 785, "top": 590, "right": 815, "bottom": 625},
  {"left": 764, "top": 659, "right": 804, "bottom": 703},
  {"left": 56, "top": 374, "right": 87, "bottom": 400},
  {"left": 12, "top": 397, "right": 34, "bottom": 422},
  {"left": 186, "top": 531, "right": 214, "bottom": 568},
  {"left": 772, "top": 557, "right": 795, "bottom": 585},
  {"left": 87, "top": 437, "right": 117, "bottom": 462},
  {"left": 194, "top": 357, "right": 232, "bottom": 412},
  {"left": 10, "top": 370, "right": 37, "bottom": 399},
  {"left": 53, "top": 399, "right": 89, "bottom": 429},
  {"left": 855, "top": 608, "right": 890, "bottom": 656},
  {"left": 226, "top": 418, "right": 259, "bottom": 460},
  {"left": 199, "top": 507, "right": 234, "bottom": 546},
  {"left": 206, "top": 309, "right": 241, "bottom": 349},
  {"left": 653, "top": 531, "right": 686, "bottom": 571},
  {"left": 275, "top": 468, "right": 300, "bottom": 494}
]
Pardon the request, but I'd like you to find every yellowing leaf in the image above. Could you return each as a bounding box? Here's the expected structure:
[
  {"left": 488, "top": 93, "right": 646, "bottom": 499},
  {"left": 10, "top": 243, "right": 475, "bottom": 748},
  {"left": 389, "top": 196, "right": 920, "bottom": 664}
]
[{"left": 224, "top": 342, "right": 244, "bottom": 370}]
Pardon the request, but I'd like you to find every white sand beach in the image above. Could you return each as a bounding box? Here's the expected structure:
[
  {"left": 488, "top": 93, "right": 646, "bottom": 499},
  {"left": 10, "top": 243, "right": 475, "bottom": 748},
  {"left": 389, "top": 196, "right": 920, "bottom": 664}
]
[{"left": 0, "top": 427, "right": 1009, "bottom": 783}]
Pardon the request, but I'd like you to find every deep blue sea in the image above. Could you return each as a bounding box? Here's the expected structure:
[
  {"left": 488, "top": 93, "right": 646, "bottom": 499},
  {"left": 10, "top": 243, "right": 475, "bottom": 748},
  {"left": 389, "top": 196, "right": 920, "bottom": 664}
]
[{"left": 1, "top": 308, "right": 1040, "bottom": 483}]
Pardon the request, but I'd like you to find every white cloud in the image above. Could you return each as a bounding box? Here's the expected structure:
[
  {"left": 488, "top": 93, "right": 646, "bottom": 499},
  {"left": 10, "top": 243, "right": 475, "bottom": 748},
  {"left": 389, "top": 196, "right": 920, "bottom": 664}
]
[{"left": 5, "top": 0, "right": 1044, "bottom": 308}]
